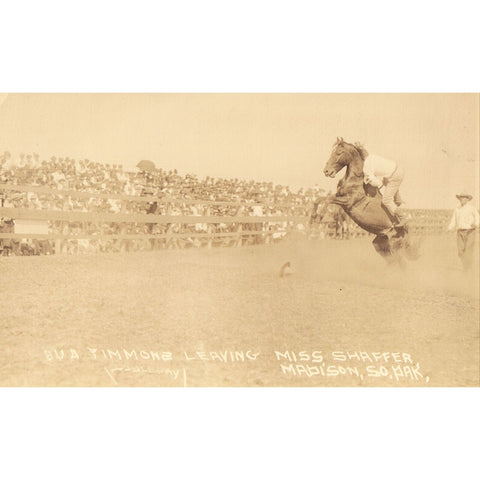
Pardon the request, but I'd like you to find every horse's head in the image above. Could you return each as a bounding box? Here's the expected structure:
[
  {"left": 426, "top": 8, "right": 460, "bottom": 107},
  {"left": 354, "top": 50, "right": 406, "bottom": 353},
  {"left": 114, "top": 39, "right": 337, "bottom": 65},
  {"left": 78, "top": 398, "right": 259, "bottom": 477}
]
[{"left": 323, "top": 137, "right": 365, "bottom": 178}]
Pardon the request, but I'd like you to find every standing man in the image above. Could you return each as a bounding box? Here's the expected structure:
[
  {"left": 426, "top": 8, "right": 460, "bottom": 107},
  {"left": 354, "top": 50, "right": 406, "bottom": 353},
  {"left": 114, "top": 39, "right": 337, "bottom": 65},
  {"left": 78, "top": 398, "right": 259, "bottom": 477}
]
[{"left": 447, "top": 192, "right": 479, "bottom": 271}]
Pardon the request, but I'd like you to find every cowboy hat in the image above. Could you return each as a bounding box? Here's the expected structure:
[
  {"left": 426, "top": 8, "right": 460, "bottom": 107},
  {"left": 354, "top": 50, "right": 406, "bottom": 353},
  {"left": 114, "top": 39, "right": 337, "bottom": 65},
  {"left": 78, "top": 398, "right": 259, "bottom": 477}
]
[{"left": 456, "top": 192, "right": 473, "bottom": 200}]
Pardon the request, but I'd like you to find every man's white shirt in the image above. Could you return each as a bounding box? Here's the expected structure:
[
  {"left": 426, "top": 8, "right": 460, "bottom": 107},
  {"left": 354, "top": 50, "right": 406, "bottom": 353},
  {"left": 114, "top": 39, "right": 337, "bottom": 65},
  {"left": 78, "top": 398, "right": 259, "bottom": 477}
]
[
  {"left": 363, "top": 154, "right": 397, "bottom": 188},
  {"left": 448, "top": 204, "right": 480, "bottom": 231}
]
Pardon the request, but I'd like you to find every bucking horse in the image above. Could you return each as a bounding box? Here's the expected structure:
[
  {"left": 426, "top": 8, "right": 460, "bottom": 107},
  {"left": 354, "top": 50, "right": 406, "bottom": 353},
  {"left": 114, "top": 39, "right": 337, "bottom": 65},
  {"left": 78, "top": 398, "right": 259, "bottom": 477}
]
[{"left": 315, "top": 137, "right": 421, "bottom": 266}]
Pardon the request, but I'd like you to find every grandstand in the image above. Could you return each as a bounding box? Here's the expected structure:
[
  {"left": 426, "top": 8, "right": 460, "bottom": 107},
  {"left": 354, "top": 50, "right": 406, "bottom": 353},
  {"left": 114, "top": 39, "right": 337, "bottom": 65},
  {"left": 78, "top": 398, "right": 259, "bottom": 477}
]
[{"left": 0, "top": 151, "right": 452, "bottom": 255}]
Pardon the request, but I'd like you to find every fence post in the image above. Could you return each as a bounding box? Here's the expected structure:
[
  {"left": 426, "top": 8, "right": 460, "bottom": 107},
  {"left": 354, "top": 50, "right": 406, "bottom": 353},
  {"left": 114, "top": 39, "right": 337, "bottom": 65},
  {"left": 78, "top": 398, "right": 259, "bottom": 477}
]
[{"left": 235, "top": 223, "right": 242, "bottom": 247}]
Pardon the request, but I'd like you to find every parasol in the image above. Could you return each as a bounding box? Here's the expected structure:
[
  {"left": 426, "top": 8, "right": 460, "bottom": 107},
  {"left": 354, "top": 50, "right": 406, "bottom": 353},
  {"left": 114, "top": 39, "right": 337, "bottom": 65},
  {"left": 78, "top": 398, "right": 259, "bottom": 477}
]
[{"left": 136, "top": 160, "right": 156, "bottom": 172}]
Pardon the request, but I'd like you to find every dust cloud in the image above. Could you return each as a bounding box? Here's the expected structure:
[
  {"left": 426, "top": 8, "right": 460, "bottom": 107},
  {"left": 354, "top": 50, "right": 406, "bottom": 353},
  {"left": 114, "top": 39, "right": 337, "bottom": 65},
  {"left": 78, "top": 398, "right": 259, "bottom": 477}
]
[{"left": 277, "top": 233, "right": 479, "bottom": 300}]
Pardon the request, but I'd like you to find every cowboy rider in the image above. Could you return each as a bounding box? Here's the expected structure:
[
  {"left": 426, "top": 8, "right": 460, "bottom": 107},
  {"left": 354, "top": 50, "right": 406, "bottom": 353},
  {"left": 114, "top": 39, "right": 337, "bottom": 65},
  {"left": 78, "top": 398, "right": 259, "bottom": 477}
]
[{"left": 361, "top": 148, "right": 407, "bottom": 227}]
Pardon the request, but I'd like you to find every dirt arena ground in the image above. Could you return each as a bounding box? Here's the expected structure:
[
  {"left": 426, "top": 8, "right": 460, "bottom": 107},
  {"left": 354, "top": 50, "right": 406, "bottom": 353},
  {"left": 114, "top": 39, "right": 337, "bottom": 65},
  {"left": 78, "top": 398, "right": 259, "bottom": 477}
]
[{"left": 1, "top": 234, "right": 478, "bottom": 387}]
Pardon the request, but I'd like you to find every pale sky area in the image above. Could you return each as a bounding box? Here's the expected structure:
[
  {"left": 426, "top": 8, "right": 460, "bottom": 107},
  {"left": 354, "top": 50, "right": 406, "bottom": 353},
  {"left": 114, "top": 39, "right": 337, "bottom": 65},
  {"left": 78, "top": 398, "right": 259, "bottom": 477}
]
[{"left": 0, "top": 93, "right": 478, "bottom": 209}]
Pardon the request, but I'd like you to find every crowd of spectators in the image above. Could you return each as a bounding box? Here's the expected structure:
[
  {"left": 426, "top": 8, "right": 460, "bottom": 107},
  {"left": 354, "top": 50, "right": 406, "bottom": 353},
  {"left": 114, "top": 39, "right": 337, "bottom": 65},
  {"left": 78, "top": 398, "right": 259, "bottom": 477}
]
[{"left": 0, "top": 150, "right": 360, "bottom": 255}]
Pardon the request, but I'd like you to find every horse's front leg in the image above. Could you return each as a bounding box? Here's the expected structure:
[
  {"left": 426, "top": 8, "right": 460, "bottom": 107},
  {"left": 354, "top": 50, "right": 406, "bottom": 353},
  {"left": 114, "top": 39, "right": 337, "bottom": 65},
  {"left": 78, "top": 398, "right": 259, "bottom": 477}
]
[{"left": 330, "top": 194, "right": 350, "bottom": 206}]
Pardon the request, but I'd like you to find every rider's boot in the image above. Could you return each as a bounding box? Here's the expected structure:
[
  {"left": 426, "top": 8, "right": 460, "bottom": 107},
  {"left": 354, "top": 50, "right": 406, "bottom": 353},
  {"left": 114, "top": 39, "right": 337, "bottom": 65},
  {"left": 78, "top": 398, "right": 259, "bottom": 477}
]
[{"left": 394, "top": 210, "right": 408, "bottom": 229}]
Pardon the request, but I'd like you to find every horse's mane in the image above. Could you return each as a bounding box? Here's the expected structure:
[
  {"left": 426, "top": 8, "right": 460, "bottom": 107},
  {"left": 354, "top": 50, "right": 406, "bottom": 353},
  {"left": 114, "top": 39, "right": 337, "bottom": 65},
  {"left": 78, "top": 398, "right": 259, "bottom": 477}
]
[
  {"left": 353, "top": 142, "right": 368, "bottom": 161},
  {"left": 333, "top": 137, "right": 369, "bottom": 161}
]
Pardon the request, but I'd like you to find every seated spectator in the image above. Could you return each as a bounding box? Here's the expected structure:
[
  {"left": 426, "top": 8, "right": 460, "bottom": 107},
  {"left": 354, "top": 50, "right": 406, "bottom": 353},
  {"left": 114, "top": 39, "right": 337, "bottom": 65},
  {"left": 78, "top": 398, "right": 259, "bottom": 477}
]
[{"left": 0, "top": 149, "right": 322, "bottom": 253}]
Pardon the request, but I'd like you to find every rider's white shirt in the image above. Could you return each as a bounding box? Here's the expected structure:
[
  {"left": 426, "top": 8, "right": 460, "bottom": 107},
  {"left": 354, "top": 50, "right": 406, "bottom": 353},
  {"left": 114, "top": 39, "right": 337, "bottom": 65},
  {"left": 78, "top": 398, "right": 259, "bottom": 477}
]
[
  {"left": 363, "top": 154, "right": 397, "bottom": 188},
  {"left": 448, "top": 203, "right": 479, "bottom": 231}
]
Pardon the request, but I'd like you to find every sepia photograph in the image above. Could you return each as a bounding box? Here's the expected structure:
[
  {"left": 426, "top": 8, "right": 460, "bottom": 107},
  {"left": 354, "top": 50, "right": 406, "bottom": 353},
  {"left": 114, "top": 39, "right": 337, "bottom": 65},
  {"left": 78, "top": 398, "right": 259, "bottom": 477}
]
[
  {"left": 1, "top": 93, "right": 478, "bottom": 388},
  {"left": 2, "top": 3, "right": 480, "bottom": 479}
]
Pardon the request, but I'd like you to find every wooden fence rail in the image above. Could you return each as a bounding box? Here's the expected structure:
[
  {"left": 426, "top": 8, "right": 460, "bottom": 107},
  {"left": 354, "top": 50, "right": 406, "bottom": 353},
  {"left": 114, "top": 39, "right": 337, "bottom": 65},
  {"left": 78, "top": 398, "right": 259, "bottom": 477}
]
[
  {"left": 0, "top": 183, "right": 455, "bottom": 254},
  {"left": 0, "top": 207, "right": 305, "bottom": 225},
  {"left": 406, "top": 210, "right": 452, "bottom": 235}
]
